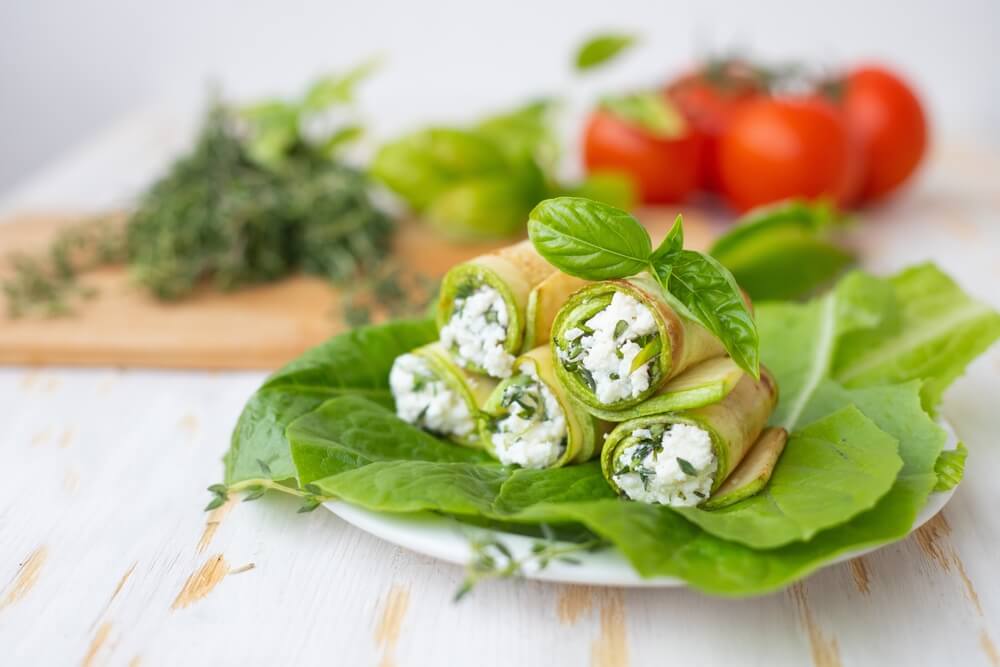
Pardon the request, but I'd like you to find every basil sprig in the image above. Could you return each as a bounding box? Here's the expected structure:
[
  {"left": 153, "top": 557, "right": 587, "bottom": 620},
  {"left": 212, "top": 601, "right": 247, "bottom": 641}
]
[
  {"left": 528, "top": 197, "right": 760, "bottom": 378},
  {"left": 574, "top": 33, "right": 637, "bottom": 71}
]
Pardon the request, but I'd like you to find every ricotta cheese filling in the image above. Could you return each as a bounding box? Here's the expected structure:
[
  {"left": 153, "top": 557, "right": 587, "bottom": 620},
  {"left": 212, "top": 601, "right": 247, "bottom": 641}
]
[
  {"left": 488, "top": 363, "right": 567, "bottom": 469},
  {"left": 389, "top": 353, "right": 475, "bottom": 438},
  {"left": 612, "top": 423, "right": 717, "bottom": 507},
  {"left": 440, "top": 284, "right": 515, "bottom": 378},
  {"left": 560, "top": 291, "right": 659, "bottom": 404}
]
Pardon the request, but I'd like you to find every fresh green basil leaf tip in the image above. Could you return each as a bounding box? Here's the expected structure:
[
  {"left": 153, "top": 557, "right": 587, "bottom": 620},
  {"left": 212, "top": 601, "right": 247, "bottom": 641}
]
[
  {"left": 659, "top": 249, "right": 760, "bottom": 378},
  {"left": 574, "top": 33, "right": 637, "bottom": 71},
  {"left": 527, "top": 197, "right": 651, "bottom": 280},
  {"left": 652, "top": 214, "right": 684, "bottom": 260}
]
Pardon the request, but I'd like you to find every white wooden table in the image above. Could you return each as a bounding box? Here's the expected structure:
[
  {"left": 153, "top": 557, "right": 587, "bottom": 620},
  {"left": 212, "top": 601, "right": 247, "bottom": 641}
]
[{"left": 2, "top": 110, "right": 999, "bottom": 667}]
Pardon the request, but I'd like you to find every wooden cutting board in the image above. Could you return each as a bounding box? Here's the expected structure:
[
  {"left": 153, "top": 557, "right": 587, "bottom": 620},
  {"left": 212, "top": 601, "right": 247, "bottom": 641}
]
[{"left": 0, "top": 208, "right": 716, "bottom": 369}]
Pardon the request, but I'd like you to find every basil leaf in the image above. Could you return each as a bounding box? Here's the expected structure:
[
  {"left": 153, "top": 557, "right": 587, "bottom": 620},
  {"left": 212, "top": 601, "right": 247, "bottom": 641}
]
[
  {"left": 651, "top": 214, "right": 684, "bottom": 260},
  {"left": 600, "top": 92, "right": 685, "bottom": 139},
  {"left": 528, "top": 197, "right": 651, "bottom": 279},
  {"left": 574, "top": 33, "right": 637, "bottom": 71},
  {"left": 301, "top": 58, "right": 381, "bottom": 112},
  {"left": 656, "top": 249, "right": 760, "bottom": 378}
]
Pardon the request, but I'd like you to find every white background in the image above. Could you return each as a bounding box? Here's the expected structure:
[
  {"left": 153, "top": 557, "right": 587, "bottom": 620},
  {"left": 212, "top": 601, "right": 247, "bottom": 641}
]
[{"left": 2, "top": 0, "right": 999, "bottom": 194}]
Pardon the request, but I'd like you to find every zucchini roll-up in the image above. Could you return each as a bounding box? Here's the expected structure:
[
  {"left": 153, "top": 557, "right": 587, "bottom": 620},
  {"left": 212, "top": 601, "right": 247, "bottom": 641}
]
[
  {"left": 437, "top": 241, "right": 555, "bottom": 378},
  {"left": 479, "top": 346, "right": 608, "bottom": 469},
  {"left": 551, "top": 273, "right": 726, "bottom": 412},
  {"left": 389, "top": 342, "right": 498, "bottom": 447},
  {"left": 600, "top": 368, "right": 777, "bottom": 507}
]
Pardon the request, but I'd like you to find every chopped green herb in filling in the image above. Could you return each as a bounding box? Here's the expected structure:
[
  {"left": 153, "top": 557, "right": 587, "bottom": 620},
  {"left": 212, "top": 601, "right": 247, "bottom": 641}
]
[
  {"left": 612, "top": 423, "right": 717, "bottom": 506},
  {"left": 558, "top": 291, "right": 659, "bottom": 404},
  {"left": 441, "top": 282, "right": 514, "bottom": 378},
  {"left": 485, "top": 364, "right": 567, "bottom": 468}
]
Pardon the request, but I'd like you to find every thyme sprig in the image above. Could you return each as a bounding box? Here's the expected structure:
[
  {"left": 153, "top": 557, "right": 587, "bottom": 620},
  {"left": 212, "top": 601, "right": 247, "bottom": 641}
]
[
  {"left": 205, "top": 460, "right": 332, "bottom": 513},
  {"left": 454, "top": 527, "right": 605, "bottom": 601}
]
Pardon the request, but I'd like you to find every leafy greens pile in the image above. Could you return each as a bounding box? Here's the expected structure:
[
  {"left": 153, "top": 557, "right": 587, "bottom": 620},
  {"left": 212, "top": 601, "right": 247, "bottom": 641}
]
[
  {"left": 370, "top": 102, "right": 634, "bottom": 240},
  {"left": 218, "top": 252, "right": 998, "bottom": 595}
]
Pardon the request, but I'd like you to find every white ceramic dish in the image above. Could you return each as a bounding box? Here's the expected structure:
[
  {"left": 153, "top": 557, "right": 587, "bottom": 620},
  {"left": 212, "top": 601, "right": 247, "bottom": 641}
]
[{"left": 324, "top": 423, "right": 959, "bottom": 588}]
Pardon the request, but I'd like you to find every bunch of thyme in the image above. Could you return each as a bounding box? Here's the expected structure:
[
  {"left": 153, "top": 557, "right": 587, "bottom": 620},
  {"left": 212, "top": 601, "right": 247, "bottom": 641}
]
[{"left": 2, "top": 64, "right": 430, "bottom": 323}]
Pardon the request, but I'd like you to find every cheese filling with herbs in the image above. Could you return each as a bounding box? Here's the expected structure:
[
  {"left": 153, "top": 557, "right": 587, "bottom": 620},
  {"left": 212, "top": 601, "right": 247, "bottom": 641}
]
[
  {"left": 559, "top": 292, "right": 659, "bottom": 404},
  {"left": 486, "top": 364, "right": 567, "bottom": 469},
  {"left": 389, "top": 353, "right": 475, "bottom": 439},
  {"left": 612, "top": 423, "right": 717, "bottom": 506},
  {"left": 440, "top": 284, "right": 515, "bottom": 378}
]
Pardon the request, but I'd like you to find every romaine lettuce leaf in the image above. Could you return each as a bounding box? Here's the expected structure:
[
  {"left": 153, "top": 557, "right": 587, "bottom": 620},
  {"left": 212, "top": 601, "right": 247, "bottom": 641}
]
[
  {"left": 228, "top": 263, "right": 998, "bottom": 596},
  {"left": 674, "top": 405, "right": 903, "bottom": 548},
  {"left": 833, "top": 263, "right": 1000, "bottom": 411},
  {"left": 296, "top": 378, "right": 940, "bottom": 596},
  {"left": 933, "top": 441, "right": 967, "bottom": 492}
]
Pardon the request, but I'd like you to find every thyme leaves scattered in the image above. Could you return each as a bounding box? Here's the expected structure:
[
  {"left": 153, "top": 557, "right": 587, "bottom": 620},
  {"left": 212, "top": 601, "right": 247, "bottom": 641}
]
[{"left": 454, "top": 528, "right": 605, "bottom": 601}]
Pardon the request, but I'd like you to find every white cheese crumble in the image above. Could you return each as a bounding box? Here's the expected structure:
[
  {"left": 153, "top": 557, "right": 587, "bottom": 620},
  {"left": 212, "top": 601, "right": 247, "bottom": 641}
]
[
  {"left": 564, "top": 292, "right": 658, "bottom": 404},
  {"left": 612, "top": 423, "right": 717, "bottom": 507},
  {"left": 489, "top": 363, "right": 567, "bottom": 469},
  {"left": 389, "top": 353, "right": 475, "bottom": 438},
  {"left": 440, "top": 285, "right": 515, "bottom": 378}
]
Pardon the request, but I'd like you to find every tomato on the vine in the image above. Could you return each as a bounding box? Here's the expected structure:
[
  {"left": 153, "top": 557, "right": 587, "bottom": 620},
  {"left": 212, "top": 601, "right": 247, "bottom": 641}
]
[
  {"left": 582, "top": 100, "right": 703, "bottom": 204},
  {"left": 666, "top": 61, "right": 766, "bottom": 191},
  {"left": 841, "top": 64, "right": 928, "bottom": 202},
  {"left": 717, "top": 95, "right": 862, "bottom": 211}
]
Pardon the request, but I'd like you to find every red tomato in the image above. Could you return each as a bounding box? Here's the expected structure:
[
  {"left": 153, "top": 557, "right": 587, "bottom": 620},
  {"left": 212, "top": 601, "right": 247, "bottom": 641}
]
[
  {"left": 842, "top": 65, "right": 928, "bottom": 202},
  {"left": 666, "top": 62, "right": 765, "bottom": 191},
  {"left": 717, "top": 96, "right": 862, "bottom": 212},
  {"left": 582, "top": 109, "right": 703, "bottom": 204}
]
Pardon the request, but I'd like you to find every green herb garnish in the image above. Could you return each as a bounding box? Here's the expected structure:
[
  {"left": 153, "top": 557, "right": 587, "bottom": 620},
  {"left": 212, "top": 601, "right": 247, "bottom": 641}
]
[{"left": 677, "top": 457, "right": 697, "bottom": 476}]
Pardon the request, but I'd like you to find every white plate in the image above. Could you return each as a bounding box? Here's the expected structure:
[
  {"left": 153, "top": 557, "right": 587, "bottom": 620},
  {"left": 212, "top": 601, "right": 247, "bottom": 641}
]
[{"left": 324, "top": 423, "right": 959, "bottom": 588}]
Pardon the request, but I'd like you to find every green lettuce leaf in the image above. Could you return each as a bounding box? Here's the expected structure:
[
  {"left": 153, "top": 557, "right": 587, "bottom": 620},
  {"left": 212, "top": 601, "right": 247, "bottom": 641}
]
[
  {"left": 294, "top": 379, "right": 941, "bottom": 596},
  {"left": 934, "top": 441, "right": 967, "bottom": 492},
  {"left": 675, "top": 405, "right": 902, "bottom": 549},
  {"left": 833, "top": 263, "right": 1000, "bottom": 411},
  {"left": 289, "top": 395, "right": 490, "bottom": 485},
  {"left": 224, "top": 319, "right": 437, "bottom": 485},
  {"left": 228, "top": 263, "right": 998, "bottom": 596}
]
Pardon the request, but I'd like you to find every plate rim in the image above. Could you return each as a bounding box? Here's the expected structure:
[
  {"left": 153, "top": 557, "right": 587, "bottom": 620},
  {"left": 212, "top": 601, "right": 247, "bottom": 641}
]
[{"left": 324, "top": 421, "right": 959, "bottom": 588}]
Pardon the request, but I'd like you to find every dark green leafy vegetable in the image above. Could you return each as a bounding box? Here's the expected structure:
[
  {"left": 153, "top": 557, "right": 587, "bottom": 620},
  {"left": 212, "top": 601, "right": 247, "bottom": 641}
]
[
  {"left": 574, "top": 33, "right": 638, "bottom": 71},
  {"left": 216, "top": 263, "right": 998, "bottom": 596},
  {"left": 225, "top": 319, "right": 437, "bottom": 486}
]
